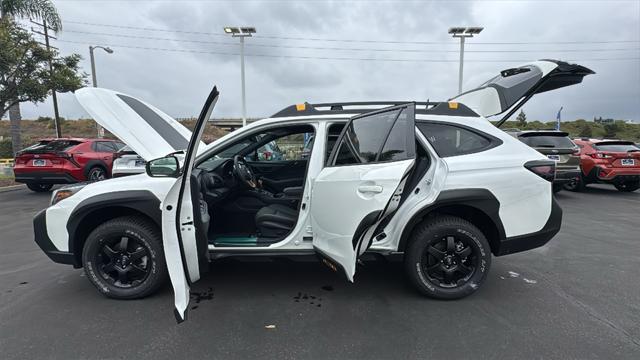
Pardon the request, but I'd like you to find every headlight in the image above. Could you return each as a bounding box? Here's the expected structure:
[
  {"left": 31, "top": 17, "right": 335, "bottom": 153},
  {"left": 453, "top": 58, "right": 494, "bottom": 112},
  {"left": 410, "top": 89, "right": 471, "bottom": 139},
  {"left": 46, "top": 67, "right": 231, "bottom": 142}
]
[{"left": 50, "top": 184, "right": 86, "bottom": 205}]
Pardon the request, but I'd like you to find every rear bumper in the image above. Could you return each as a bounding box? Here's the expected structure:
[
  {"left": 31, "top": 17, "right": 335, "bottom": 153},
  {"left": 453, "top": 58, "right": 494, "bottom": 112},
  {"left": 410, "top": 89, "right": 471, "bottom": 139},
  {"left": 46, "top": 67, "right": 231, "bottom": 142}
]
[
  {"left": 554, "top": 169, "right": 581, "bottom": 184},
  {"left": 14, "top": 171, "right": 79, "bottom": 184},
  {"left": 33, "top": 209, "right": 77, "bottom": 266},
  {"left": 495, "top": 196, "right": 562, "bottom": 256},
  {"left": 591, "top": 166, "right": 640, "bottom": 182}
]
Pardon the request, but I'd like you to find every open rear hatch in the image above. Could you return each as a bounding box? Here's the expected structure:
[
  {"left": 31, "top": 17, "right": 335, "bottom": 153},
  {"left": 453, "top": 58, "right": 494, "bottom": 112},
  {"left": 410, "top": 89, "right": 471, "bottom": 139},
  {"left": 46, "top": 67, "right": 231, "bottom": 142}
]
[{"left": 450, "top": 60, "right": 594, "bottom": 126}]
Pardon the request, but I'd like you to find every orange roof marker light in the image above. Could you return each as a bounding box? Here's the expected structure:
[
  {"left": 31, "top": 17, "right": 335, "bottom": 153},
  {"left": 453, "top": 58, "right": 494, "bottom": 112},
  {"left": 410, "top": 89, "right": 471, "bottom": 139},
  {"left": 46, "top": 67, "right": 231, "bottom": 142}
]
[
  {"left": 448, "top": 101, "right": 459, "bottom": 109},
  {"left": 296, "top": 103, "right": 306, "bottom": 111}
]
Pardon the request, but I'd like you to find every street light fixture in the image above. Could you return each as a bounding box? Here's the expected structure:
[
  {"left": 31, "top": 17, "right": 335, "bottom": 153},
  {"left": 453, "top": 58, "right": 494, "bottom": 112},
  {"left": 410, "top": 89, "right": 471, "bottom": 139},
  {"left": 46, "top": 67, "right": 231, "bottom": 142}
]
[
  {"left": 448, "top": 26, "right": 484, "bottom": 94},
  {"left": 223, "top": 26, "right": 256, "bottom": 127},
  {"left": 89, "top": 45, "right": 114, "bottom": 137}
]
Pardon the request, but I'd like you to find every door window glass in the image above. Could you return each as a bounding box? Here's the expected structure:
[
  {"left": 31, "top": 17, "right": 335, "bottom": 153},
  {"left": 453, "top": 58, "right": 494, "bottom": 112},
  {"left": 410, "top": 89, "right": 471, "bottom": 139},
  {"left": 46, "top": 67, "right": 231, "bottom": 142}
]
[
  {"left": 334, "top": 109, "right": 400, "bottom": 165},
  {"left": 417, "top": 122, "right": 493, "bottom": 157}
]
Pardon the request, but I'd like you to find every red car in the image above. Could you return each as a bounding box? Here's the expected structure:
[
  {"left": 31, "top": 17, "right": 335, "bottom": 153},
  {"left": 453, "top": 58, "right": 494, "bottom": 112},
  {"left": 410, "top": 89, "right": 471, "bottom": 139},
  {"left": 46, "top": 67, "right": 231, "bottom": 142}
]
[
  {"left": 568, "top": 138, "right": 640, "bottom": 192},
  {"left": 13, "top": 138, "right": 125, "bottom": 192}
]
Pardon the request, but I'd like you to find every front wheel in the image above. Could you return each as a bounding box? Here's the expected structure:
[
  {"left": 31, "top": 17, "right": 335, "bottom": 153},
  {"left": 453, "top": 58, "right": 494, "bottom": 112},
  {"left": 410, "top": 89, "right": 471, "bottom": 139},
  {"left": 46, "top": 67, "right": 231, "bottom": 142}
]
[
  {"left": 564, "top": 175, "right": 585, "bottom": 192},
  {"left": 614, "top": 181, "right": 639, "bottom": 192},
  {"left": 82, "top": 216, "right": 167, "bottom": 299},
  {"left": 26, "top": 183, "right": 53, "bottom": 192},
  {"left": 404, "top": 215, "right": 491, "bottom": 300}
]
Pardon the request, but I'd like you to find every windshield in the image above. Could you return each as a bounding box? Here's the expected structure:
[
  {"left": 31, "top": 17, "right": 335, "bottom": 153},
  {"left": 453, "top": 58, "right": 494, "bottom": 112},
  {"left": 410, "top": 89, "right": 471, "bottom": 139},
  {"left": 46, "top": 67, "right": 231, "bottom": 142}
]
[
  {"left": 594, "top": 143, "right": 640, "bottom": 152},
  {"left": 520, "top": 135, "right": 574, "bottom": 148}
]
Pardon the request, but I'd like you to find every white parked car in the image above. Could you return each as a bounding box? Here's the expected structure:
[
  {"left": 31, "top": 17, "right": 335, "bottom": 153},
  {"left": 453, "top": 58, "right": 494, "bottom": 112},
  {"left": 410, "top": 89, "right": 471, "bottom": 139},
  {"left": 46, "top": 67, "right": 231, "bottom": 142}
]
[
  {"left": 33, "top": 60, "right": 593, "bottom": 322},
  {"left": 111, "top": 145, "right": 146, "bottom": 178}
]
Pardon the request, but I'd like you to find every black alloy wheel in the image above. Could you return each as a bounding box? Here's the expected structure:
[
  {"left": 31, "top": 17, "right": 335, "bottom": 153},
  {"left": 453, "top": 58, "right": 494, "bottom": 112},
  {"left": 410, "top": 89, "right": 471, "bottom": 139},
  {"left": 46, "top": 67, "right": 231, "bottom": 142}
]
[
  {"left": 95, "top": 235, "right": 151, "bottom": 288},
  {"left": 422, "top": 235, "right": 478, "bottom": 288}
]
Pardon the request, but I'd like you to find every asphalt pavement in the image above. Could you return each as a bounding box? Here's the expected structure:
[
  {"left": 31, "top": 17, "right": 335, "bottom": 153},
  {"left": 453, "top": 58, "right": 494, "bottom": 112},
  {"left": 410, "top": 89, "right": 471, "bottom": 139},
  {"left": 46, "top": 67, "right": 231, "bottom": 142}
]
[{"left": 1, "top": 185, "right": 639, "bottom": 359}]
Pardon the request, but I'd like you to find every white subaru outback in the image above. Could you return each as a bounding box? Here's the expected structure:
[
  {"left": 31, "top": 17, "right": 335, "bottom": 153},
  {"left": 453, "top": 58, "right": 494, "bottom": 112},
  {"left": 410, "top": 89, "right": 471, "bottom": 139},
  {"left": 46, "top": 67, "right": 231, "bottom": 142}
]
[{"left": 33, "top": 60, "right": 593, "bottom": 322}]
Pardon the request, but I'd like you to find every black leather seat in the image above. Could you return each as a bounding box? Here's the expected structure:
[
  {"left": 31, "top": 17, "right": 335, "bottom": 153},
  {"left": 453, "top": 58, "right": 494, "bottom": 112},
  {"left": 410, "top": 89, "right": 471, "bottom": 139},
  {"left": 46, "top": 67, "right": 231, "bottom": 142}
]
[{"left": 255, "top": 204, "right": 298, "bottom": 238}]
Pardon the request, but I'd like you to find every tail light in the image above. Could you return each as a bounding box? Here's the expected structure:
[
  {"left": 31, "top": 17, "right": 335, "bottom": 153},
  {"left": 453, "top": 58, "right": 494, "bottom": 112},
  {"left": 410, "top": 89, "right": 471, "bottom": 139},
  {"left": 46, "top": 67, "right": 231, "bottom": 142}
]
[
  {"left": 525, "top": 160, "right": 555, "bottom": 182},
  {"left": 590, "top": 152, "right": 612, "bottom": 159}
]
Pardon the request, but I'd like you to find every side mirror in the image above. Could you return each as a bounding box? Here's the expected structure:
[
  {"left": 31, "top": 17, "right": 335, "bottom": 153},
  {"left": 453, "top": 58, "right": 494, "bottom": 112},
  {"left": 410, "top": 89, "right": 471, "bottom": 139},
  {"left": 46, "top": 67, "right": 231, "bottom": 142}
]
[{"left": 145, "top": 155, "right": 181, "bottom": 177}]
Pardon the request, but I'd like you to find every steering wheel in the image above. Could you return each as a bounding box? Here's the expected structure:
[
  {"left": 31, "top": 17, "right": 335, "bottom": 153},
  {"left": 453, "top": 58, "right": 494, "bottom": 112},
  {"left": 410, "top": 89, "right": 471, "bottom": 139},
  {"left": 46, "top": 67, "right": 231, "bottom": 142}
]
[{"left": 233, "top": 155, "right": 257, "bottom": 188}]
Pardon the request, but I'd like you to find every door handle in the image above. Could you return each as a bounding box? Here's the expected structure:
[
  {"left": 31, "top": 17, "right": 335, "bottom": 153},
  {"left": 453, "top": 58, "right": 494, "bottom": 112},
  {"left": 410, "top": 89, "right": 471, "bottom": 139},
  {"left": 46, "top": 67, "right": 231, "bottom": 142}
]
[{"left": 358, "top": 185, "right": 383, "bottom": 194}]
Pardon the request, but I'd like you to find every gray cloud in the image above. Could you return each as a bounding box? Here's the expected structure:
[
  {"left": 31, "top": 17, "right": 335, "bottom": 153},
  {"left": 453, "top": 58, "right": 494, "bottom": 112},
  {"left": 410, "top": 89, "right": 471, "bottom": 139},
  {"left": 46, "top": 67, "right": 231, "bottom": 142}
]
[{"left": 13, "top": 0, "right": 640, "bottom": 123}]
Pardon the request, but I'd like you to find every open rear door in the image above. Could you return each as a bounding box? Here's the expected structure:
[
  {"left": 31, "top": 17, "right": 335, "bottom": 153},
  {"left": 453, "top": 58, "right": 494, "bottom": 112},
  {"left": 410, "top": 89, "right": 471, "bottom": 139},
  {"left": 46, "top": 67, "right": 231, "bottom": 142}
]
[
  {"left": 450, "top": 60, "right": 594, "bottom": 126},
  {"left": 311, "top": 103, "right": 416, "bottom": 281},
  {"left": 161, "top": 86, "right": 219, "bottom": 323}
]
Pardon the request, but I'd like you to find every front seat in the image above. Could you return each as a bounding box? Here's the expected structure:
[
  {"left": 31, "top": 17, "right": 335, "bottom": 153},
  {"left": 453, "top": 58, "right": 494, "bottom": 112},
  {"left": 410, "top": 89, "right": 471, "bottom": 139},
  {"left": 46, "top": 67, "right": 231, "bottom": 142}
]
[{"left": 255, "top": 204, "right": 298, "bottom": 238}]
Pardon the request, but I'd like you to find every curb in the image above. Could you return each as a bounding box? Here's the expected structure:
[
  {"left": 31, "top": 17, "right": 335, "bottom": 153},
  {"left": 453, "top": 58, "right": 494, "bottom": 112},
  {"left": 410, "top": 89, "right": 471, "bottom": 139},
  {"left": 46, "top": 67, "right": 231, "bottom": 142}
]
[{"left": 0, "top": 184, "right": 26, "bottom": 193}]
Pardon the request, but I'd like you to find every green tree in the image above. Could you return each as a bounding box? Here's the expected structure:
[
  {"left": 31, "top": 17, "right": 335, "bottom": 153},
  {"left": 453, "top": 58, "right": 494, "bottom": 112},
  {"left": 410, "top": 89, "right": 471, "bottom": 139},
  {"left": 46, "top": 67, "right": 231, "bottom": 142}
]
[
  {"left": 516, "top": 109, "right": 527, "bottom": 128},
  {"left": 578, "top": 124, "right": 593, "bottom": 138},
  {"left": 0, "top": 22, "right": 85, "bottom": 155},
  {"left": 1, "top": 0, "right": 63, "bottom": 155},
  {"left": 603, "top": 123, "right": 618, "bottom": 139}
]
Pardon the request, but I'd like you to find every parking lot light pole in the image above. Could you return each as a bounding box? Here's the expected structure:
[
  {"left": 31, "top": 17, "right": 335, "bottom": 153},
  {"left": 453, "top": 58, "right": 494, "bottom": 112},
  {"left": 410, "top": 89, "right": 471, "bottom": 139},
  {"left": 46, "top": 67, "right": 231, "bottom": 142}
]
[
  {"left": 448, "top": 27, "right": 483, "bottom": 94},
  {"left": 224, "top": 26, "right": 256, "bottom": 127},
  {"left": 89, "top": 46, "right": 114, "bottom": 138}
]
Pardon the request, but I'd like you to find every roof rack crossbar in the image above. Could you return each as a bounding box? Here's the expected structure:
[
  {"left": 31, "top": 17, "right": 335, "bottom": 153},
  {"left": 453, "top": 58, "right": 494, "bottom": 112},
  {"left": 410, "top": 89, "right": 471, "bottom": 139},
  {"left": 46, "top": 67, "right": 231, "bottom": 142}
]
[{"left": 271, "top": 101, "right": 479, "bottom": 118}]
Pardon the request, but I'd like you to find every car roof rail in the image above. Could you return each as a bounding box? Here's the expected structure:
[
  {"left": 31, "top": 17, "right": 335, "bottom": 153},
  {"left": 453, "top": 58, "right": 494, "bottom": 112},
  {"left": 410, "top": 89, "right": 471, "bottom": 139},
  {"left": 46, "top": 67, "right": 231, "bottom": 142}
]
[{"left": 271, "top": 101, "right": 479, "bottom": 118}]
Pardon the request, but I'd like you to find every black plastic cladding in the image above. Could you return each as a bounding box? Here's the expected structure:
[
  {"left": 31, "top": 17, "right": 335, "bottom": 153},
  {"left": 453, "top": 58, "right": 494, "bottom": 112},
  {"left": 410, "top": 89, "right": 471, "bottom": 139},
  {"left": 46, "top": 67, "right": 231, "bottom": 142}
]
[{"left": 271, "top": 101, "right": 479, "bottom": 118}]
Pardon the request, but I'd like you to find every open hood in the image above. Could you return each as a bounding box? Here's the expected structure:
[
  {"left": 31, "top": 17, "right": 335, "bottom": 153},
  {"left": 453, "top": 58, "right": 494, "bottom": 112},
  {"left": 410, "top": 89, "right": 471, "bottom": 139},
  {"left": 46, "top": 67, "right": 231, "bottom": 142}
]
[
  {"left": 450, "top": 60, "right": 594, "bottom": 126},
  {"left": 76, "top": 88, "right": 202, "bottom": 160}
]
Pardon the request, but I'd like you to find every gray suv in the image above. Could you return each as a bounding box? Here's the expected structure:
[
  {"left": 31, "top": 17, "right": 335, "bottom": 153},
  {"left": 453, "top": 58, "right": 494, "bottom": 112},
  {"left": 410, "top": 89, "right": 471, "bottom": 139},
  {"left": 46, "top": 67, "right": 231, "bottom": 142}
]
[{"left": 507, "top": 130, "right": 581, "bottom": 192}]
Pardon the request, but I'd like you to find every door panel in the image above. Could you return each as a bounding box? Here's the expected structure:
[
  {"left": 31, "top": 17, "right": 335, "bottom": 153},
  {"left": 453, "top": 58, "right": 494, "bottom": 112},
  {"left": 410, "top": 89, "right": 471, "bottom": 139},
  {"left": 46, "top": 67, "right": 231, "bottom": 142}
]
[
  {"left": 311, "top": 103, "right": 416, "bottom": 281},
  {"left": 161, "top": 86, "right": 219, "bottom": 322}
]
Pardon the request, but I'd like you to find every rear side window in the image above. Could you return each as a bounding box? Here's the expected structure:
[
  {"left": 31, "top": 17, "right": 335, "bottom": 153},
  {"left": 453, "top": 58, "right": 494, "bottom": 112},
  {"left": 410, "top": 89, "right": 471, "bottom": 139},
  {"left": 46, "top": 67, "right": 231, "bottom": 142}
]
[
  {"left": 519, "top": 135, "right": 575, "bottom": 148},
  {"left": 94, "top": 141, "right": 119, "bottom": 152},
  {"left": 417, "top": 122, "right": 494, "bottom": 157},
  {"left": 593, "top": 143, "right": 640, "bottom": 152},
  {"left": 41, "top": 140, "right": 82, "bottom": 152},
  {"left": 333, "top": 107, "right": 414, "bottom": 165}
]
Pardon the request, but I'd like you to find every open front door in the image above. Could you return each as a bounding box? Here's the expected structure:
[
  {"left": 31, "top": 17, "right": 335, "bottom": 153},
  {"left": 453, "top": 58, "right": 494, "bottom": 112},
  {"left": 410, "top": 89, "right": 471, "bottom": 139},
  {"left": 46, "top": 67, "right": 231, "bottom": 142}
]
[
  {"left": 161, "top": 86, "right": 219, "bottom": 323},
  {"left": 449, "top": 60, "right": 594, "bottom": 126},
  {"left": 311, "top": 104, "right": 416, "bottom": 281}
]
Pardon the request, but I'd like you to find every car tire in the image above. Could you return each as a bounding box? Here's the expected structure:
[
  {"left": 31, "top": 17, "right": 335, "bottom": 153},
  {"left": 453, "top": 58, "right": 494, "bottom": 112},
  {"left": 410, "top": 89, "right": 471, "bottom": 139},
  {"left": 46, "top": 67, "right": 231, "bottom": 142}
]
[
  {"left": 404, "top": 215, "right": 491, "bottom": 300},
  {"left": 87, "top": 166, "right": 108, "bottom": 181},
  {"left": 82, "top": 216, "right": 167, "bottom": 299},
  {"left": 614, "top": 181, "right": 640, "bottom": 192},
  {"left": 26, "top": 183, "right": 53, "bottom": 192},
  {"left": 564, "top": 175, "right": 585, "bottom": 192}
]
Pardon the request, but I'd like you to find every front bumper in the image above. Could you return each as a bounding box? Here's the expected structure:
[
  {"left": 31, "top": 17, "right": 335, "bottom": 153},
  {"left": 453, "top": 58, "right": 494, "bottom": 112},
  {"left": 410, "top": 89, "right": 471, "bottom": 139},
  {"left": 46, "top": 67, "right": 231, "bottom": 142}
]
[
  {"left": 495, "top": 196, "right": 562, "bottom": 256},
  {"left": 33, "top": 209, "right": 77, "bottom": 266}
]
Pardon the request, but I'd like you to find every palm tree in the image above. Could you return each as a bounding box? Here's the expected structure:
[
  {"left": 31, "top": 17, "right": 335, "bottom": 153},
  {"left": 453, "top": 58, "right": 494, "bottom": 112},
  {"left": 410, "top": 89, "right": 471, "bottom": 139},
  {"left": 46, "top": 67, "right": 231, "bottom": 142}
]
[{"left": 1, "top": 0, "right": 61, "bottom": 155}]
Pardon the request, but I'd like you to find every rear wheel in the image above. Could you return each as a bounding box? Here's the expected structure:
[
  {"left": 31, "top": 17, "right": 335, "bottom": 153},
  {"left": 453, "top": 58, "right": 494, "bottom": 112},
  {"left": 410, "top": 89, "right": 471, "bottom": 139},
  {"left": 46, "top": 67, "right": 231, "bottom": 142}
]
[
  {"left": 564, "top": 175, "right": 585, "bottom": 192},
  {"left": 87, "top": 166, "right": 108, "bottom": 181},
  {"left": 82, "top": 216, "right": 167, "bottom": 299},
  {"left": 26, "top": 183, "right": 53, "bottom": 192},
  {"left": 404, "top": 215, "right": 491, "bottom": 300},
  {"left": 614, "top": 181, "right": 640, "bottom": 192}
]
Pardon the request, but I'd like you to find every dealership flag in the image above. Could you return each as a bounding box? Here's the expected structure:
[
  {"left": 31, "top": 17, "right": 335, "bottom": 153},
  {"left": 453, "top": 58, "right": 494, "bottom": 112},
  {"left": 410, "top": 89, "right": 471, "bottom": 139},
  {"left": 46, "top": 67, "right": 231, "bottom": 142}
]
[{"left": 556, "top": 107, "right": 563, "bottom": 130}]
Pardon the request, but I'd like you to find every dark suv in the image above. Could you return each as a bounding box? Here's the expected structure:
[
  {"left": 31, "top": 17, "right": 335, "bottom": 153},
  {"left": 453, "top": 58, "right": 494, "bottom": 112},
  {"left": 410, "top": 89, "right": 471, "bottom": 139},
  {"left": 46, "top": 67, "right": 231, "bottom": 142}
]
[
  {"left": 13, "top": 138, "right": 125, "bottom": 192},
  {"left": 506, "top": 130, "right": 581, "bottom": 192}
]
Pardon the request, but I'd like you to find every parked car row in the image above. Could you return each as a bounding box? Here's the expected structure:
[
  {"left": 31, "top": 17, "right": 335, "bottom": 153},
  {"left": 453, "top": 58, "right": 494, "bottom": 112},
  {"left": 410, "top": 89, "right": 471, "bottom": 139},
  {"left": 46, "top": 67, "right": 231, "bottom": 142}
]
[
  {"left": 505, "top": 130, "right": 640, "bottom": 193},
  {"left": 12, "top": 138, "right": 149, "bottom": 192}
]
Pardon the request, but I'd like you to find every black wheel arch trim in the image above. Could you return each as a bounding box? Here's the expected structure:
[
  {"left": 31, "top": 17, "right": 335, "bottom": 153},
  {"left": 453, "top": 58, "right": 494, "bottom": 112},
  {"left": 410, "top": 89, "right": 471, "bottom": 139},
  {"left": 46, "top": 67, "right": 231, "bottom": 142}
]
[
  {"left": 398, "top": 189, "right": 506, "bottom": 254},
  {"left": 66, "top": 190, "right": 162, "bottom": 266}
]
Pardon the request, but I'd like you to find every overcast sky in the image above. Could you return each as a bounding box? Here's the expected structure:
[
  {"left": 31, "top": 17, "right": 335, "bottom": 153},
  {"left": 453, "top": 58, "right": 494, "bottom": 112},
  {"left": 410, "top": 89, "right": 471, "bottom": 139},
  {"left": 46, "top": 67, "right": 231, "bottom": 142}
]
[{"left": 12, "top": 0, "right": 640, "bottom": 122}]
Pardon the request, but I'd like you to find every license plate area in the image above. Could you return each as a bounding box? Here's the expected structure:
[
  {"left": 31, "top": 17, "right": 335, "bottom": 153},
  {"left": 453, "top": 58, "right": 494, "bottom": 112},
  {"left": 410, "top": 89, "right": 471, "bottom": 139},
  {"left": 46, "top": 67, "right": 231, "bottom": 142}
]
[
  {"left": 32, "top": 159, "right": 46, "bottom": 166},
  {"left": 621, "top": 159, "right": 635, "bottom": 166},
  {"left": 547, "top": 155, "right": 560, "bottom": 161}
]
